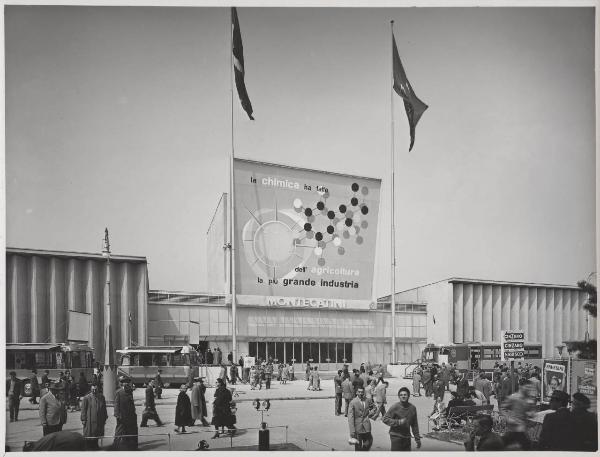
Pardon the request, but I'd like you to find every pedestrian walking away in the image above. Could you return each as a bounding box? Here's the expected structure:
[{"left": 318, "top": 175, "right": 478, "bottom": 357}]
[
  {"left": 29, "top": 369, "right": 40, "bottom": 405},
  {"left": 80, "top": 383, "right": 108, "bottom": 449},
  {"left": 371, "top": 380, "right": 388, "bottom": 421},
  {"left": 140, "top": 380, "right": 164, "bottom": 428},
  {"left": 174, "top": 384, "right": 193, "bottom": 433},
  {"left": 348, "top": 387, "right": 373, "bottom": 451},
  {"left": 382, "top": 387, "right": 421, "bottom": 451},
  {"left": 501, "top": 378, "right": 535, "bottom": 450},
  {"left": 342, "top": 376, "right": 355, "bottom": 417}
]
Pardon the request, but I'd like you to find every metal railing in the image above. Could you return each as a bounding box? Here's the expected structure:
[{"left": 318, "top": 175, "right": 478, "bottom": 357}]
[{"left": 304, "top": 436, "right": 335, "bottom": 451}]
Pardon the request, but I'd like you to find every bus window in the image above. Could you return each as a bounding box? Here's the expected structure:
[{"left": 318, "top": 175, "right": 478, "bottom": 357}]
[
  {"left": 139, "top": 353, "right": 153, "bottom": 366},
  {"left": 152, "top": 354, "right": 168, "bottom": 366},
  {"left": 172, "top": 354, "right": 187, "bottom": 366},
  {"left": 34, "top": 351, "right": 54, "bottom": 369},
  {"left": 70, "top": 352, "right": 82, "bottom": 368},
  {"left": 189, "top": 352, "right": 198, "bottom": 365}
]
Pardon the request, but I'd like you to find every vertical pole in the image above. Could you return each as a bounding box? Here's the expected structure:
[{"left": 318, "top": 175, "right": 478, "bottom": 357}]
[
  {"left": 102, "top": 228, "right": 116, "bottom": 405},
  {"left": 510, "top": 360, "right": 515, "bottom": 394},
  {"left": 390, "top": 21, "right": 397, "bottom": 364},
  {"left": 229, "top": 8, "right": 238, "bottom": 363}
]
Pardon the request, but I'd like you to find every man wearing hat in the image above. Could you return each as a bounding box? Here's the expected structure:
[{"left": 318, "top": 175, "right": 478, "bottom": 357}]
[
  {"left": 191, "top": 377, "right": 210, "bottom": 426},
  {"left": 140, "top": 379, "right": 164, "bottom": 428},
  {"left": 154, "top": 369, "right": 164, "bottom": 399},
  {"left": 538, "top": 389, "right": 572, "bottom": 450},
  {"left": 464, "top": 414, "right": 504, "bottom": 451},
  {"left": 113, "top": 376, "right": 138, "bottom": 451},
  {"left": 6, "top": 371, "right": 23, "bottom": 422},
  {"left": 570, "top": 392, "right": 597, "bottom": 451},
  {"left": 39, "top": 382, "right": 67, "bottom": 436}
]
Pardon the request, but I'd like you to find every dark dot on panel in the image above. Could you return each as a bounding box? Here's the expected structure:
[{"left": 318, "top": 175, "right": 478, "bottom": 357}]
[
  {"left": 351, "top": 183, "right": 359, "bottom": 192},
  {"left": 351, "top": 197, "right": 359, "bottom": 206},
  {"left": 327, "top": 211, "right": 335, "bottom": 220},
  {"left": 304, "top": 208, "right": 313, "bottom": 217},
  {"left": 315, "top": 232, "right": 323, "bottom": 241},
  {"left": 327, "top": 225, "right": 335, "bottom": 234},
  {"left": 345, "top": 218, "right": 353, "bottom": 227},
  {"left": 304, "top": 223, "right": 312, "bottom": 232},
  {"left": 361, "top": 206, "right": 369, "bottom": 215},
  {"left": 339, "top": 204, "right": 347, "bottom": 213},
  {"left": 316, "top": 201, "right": 325, "bottom": 211}
]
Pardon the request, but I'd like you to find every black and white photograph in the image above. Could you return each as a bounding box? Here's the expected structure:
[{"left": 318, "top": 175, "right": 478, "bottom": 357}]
[{"left": 3, "top": 1, "right": 598, "bottom": 453}]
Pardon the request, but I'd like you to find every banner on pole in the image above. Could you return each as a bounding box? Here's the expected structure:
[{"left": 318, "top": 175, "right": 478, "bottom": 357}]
[{"left": 233, "top": 158, "right": 381, "bottom": 309}]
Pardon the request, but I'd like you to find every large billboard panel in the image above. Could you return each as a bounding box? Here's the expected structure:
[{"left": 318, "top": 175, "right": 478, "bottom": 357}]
[{"left": 233, "top": 159, "right": 381, "bottom": 310}]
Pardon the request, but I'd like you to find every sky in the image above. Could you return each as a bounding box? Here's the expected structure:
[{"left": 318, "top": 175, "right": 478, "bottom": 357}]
[{"left": 4, "top": 4, "right": 597, "bottom": 296}]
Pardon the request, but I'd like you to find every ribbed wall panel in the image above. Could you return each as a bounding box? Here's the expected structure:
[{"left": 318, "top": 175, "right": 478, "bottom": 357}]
[
  {"left": 547, "top": 289, "right": 555, "bottom": 357},
  {"left": 120, "top": 263, "right": 130, "bottom": 348},
  {"left": 453, "top": 284, "right": 463, "bottom": 343},
  {"left": 473, "top": 284, "right": 482, "bottom": 341},
  {"left": 491, "top": 286, "right": 501, "bottom": 340},
  {"left": 538, "top": 289, "right": 547, "bottom": 356},
  {"left": 563, "top": 290, "right": 572, "bottom": 341},
  {"left": 555, "top": 289, "right": 563, "bottom": 346},
  {"left": 31, "top": 256, "right": 50, "bottom": 342},
  {"left": 463, "top": 284, "right": 474, "bottom": 342},
  {"left": 520, "top": 287, "right": 528, "bottom": 334},
  {"left": 482, "top": 285, "right": 492, "bottom": 341},
  {"left": 501, "top": 286, "right": 510, "bottom": 331},
  {"left": 528, "top": 288, "right": 537, "bottom": 342},
  {"left": 510, "top": 286, "right": 520, "bottom": 330},
  {"left": 137, "top": 267, "right": 148, "bottom": 346}
]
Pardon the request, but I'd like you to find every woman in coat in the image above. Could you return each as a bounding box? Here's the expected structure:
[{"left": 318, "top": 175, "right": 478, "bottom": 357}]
[
  {"left": 174, "top": 385, "right": 193, "bottom": 433},
  {"left": 190, "top": 378, "right": 209, "bottom": 426},
  {"left": 80, "top": 384, "right": 108, "bottom": 449},
  {"left": 211, "top": 378, "right": 236, "bottom": 438}
]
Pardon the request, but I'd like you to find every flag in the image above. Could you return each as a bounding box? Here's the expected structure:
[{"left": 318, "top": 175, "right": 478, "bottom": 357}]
[
  {"left": 392, "top": 34, "right": 427, "bottom": 151},
  {"left": 232, "top": 7, "right": 254, "bottom": 120}
]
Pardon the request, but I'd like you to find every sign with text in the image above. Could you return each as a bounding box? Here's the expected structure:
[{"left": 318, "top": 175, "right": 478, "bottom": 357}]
[
  {"left": 501, "top": 330, "right": 525, "bottom": 361},
  {"left": 542, "top": 359, "right": 570, "bottom": 403},
  {"left": 234, "top": 159, "right": 381, "bottom": 309}
]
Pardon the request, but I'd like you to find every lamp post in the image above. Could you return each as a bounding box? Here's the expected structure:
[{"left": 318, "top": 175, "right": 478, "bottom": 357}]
[{"left": 102, "top": 228, "right": 117, "bottom": 405}]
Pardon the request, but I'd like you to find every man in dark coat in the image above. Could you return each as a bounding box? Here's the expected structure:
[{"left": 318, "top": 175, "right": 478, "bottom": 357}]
[
  {"left": 215, "top": 347, "right": 223, "bottom": 365},
  {"left": 6, "top": 371, "right": 23, "bottom": 422},
  {"left": 351, "top": 370, "right": 365, "bottom": 395},
  {"left": 211, "top": 378, "right": 236, "bottom": 438},
  {"left": 206, "top": 348, "right": 214, "bottom": 365},
  {"left": 570, "top": 392, "right": 598, "bottom": 451},
  {"left": 334, "top": 370, "right": 344, "bottom": 416},
  {"left": 41, "top": 370, "right": 50, "bottom": 389},
  {"left": 464, "top": 414, "right": 504, "bottom": 451},
  {"left": 29, "top": 369, "right": 40, "bottom": 404},
  {"left": 113, "top": 376, "right": 138, "bottom": 451},
  {"left": 154, "top": 369, "right": 164, "bottom": 399},
  {"left": 456, "top": 371, "right": 469, "bottom": 399},
  {"left": 538, "top": 389, "right": 572, "bottom": 450},
  {"left": 174, "top": 385, "right": 193, "bottom": 433},
  {"left": 140, "top": 379, "right": 164, "bottom": 428},
  {"left": 80, "top": 383, "right": 108, "bottom": 449}
]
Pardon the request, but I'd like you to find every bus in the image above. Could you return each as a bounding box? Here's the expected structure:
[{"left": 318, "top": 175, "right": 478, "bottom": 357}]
[
  {"left": 117, "top": 346, "right": 199, "bottom": 387},
  {"left": 421, "top": 341, "right": 543, "bottom": 378},
  {"left": 6, "top": 342, "right": 95, "bottom": 396}
]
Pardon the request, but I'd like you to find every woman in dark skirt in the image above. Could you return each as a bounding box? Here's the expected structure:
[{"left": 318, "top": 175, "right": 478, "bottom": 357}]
[
  {"left": 211, "top": 378, "right": 236, "bottom": 438},
  {"left": 174, "top": 385, "right": 193, "bottom": 433}
]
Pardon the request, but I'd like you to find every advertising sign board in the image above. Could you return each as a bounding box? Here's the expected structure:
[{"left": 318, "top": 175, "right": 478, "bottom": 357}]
[
  {"left": 542, "top": 359, "right": 570, "bottom": 403},
  {"left": 233, "top": 159, "right": 381, "bottom": 309},
  {"left": 501, "top": 330, "right": 525, "bottom": 361},
  {"left": 571, "top": 359, "right": 597, "bottom": 412}
]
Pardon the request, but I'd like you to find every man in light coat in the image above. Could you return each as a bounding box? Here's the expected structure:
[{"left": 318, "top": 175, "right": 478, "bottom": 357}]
[
  {"left": 39, "top": 383, "right": 67, "bottom": 436},
  {"left": 348, "top": 387, "right": 373, "bottom": 451},
  {"left": 190, "top": 377, "right": 209, "bottom": 426},
  {"left": 342, "top": 376, "right": 355, "bottom": 417},
  {"left": 80, "top": 383, "right": 108, "bottom": 449}
]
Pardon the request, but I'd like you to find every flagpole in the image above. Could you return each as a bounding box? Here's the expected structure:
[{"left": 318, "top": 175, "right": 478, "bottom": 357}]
[
  {"left": 390, "top": 20, "right": 397, "bottom": 364},
  {"left": 229, "top": 8, "right": 238, "bottom": 362}
]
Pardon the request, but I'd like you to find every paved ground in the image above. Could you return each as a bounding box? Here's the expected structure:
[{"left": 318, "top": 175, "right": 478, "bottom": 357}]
[{"left": 5, "top": 376, "right": 466, "bottom": 452}]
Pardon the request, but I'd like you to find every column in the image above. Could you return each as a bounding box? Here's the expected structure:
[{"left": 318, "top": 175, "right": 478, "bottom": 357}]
[
  {"left": 453, "top": 283, "right": 463, "bottom": 343},
  {"left": 520, "top": 287, "right": 528, "bottom": 337},
  {"left": 491, "top": 286, "right": 501, "bottom": 341},
  {"left": 510, "top": 286, "right": 520, "bottom": 329},
  {"left": 473, "top": 284, "right": 483, "bottom": 342},
  {"left": 482, "top": 284, "right": 492, "bottom": 341},
  {"left": 546, "top": 289, "right": 555, "bottom": 357},
  {"left": 500, "top": 286, "right": 510, "bottom": 331},
  {"left": 528, "top": 287, "right": 537, "bottom": 343},
  {"left": 137, "top": 266, "right": 148, "bottom": 347},
  {"left": 120, "top": 263, "right": 130, "bottom": 348},
  {"left": 537, "top": 289, "right": 546, "bottom": 357}
]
